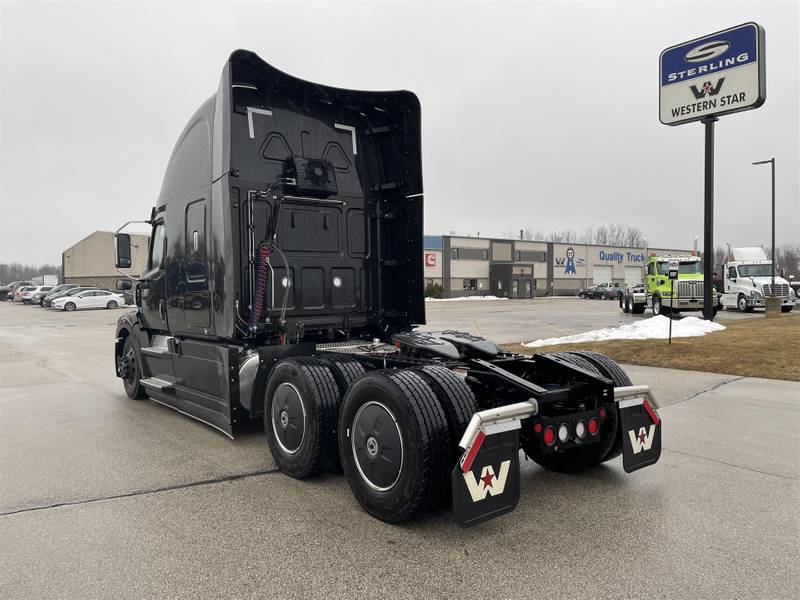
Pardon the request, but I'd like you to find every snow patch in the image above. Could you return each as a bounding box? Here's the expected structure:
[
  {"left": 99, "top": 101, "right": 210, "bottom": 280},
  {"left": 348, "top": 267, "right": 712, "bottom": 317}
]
[
  {"left": 523, "top": 315, "right": 726, "bottom": 348},
  {"left": 426, "top": 295, "right": 508, "bottom": 302}
]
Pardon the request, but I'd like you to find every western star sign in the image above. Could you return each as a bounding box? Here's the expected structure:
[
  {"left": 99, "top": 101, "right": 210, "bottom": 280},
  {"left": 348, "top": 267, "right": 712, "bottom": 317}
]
[{"left": 659, "top": 23, "right": 765, "bottom": 126}]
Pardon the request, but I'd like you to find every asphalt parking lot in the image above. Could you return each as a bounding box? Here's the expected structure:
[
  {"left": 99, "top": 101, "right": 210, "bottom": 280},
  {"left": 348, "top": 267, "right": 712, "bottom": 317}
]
[
  {"left": 1, "top": 300, "right": 798, "bottom": 599},
  {"left": 421, "top": 296, "right": 762, "bottom": 344}
]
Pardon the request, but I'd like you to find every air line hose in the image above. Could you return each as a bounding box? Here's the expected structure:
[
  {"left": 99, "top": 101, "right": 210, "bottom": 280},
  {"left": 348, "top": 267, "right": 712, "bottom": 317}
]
[{"left": 249, "top": 243, "right": 272, "bottom": 332}]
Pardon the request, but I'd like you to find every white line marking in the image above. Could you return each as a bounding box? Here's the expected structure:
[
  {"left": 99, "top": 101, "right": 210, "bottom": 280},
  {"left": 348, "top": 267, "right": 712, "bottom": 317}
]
[
  {"left": 247, "top": 107, "right": 273, "bottom": 139},
  {"left": 334, "top": 123, "right": 358, "bottom": 155}
]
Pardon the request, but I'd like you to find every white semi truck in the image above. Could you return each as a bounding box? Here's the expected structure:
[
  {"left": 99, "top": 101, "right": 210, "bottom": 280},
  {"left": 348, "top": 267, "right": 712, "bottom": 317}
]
[{"left": 720, "top": 247, "right": 794, "bottom": 313}]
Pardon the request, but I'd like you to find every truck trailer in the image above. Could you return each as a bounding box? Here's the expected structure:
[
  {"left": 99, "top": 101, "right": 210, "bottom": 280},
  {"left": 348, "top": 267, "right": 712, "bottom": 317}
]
[{"left": 113, "top": 50, "right": 662, "bottom": 526}]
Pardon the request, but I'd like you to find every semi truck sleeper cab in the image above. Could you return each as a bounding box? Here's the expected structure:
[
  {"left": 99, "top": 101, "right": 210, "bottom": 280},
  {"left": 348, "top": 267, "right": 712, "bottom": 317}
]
[{"left": 113, "top": 50, "right": 662, "bottom": 526}]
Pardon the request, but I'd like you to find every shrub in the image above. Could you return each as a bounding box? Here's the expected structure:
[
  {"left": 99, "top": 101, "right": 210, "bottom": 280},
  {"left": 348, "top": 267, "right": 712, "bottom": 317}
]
[{"left": 425, "top": 282, "right": 444, "bottom": 299}]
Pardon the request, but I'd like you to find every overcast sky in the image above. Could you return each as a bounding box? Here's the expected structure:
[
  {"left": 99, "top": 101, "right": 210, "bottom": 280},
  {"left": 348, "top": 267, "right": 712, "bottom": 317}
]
[{"left": 1, "top": 0, "right": 797, "bottom": 265}]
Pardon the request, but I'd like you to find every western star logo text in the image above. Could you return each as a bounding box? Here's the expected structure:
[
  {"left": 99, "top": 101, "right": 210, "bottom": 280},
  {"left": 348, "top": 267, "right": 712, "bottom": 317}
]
[
  {"left": 670, "top": 91, "right": 747, "bottom": 118},
  {"left": 463, "top": 461, "right": 511, "bottom": 502}
]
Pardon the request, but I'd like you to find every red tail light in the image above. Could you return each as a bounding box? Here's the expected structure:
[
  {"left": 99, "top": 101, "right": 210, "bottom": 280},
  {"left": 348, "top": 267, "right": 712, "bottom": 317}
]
[
  {"left": 543, "top": 426, "right": 556, "bottom": 446},
  {"left": 588, "top": 417, "right": 599, "bottom": 436}
]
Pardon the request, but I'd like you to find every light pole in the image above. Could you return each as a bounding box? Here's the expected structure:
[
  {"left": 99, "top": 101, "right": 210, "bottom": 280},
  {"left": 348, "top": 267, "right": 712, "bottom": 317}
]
[{"left": 752, "top": 158, "right": 775, "bottom": 294}]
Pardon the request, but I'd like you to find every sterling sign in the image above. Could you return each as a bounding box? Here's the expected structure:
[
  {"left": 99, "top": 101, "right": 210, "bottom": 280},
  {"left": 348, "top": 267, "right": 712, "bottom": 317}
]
[{"left": 659, "top": 23, "right": 765, "bottom": 126}]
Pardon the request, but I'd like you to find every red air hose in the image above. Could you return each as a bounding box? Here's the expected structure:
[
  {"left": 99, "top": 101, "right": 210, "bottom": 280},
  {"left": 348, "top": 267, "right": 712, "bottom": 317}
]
[{"left": 250, "top": 244, "right": 271, "bottom": 332}]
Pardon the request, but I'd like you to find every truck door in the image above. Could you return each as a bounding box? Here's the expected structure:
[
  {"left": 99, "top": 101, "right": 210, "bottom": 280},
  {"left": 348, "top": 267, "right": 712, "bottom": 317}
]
[
  {"left": 139, "top": 222, "right": 169, "bottom": 332},
  {"left": 727, "top": 266, "right": 737, "bottom": 293},
  {"left": 646, "top": 261, "right": 656, "bottom": 292},
  {"left": 183, "top": 200, "right": 210, "bottom": 329}
]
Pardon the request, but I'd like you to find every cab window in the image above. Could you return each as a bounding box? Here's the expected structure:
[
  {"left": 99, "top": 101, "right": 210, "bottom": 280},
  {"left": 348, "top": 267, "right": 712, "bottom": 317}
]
[
  {"left": 149, "top": 223, "right": 166, "bottom": 269},
  {"left": 728, "top": 266, "right": 737, "bottom": 279}
]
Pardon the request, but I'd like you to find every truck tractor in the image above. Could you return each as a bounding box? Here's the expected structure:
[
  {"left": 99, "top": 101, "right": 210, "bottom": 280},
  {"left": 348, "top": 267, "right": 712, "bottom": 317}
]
[
  {"left": 112, "top": 50, "right": 662, "bottom": 527},
  {"left": 719, "top": 247, "right": 794, "bottom": 313},
  {"left": 620, "top": 254, "right": 716, "bottom": 316}
]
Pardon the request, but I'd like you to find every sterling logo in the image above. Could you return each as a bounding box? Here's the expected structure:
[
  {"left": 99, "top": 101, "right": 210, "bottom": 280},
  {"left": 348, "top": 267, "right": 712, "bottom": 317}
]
[
  {"left": 463, "top": 460, "right": 511, "bottom": 502},
  {"left": 628, "top": 425, "right": 657, "bottom": 454},
  {"left": 690, "top": 78, "right": 725, "bottom": 99},
  {"left": 685, "top": 40, "right": 731, "bottom": 63}
]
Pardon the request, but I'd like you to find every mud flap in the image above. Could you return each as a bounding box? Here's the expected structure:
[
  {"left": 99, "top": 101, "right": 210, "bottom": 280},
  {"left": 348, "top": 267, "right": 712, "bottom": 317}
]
[
  {"left": 452, "top": 430, "right": 520, "bottom": 527},
  {"left": 619, "top": 398, "right": 662, "bottom": 473}
]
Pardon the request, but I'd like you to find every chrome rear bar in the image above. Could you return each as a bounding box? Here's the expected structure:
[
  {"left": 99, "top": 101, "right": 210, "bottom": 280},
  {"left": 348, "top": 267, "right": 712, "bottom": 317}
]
[{"left": 457, "top": 385, "right": 659, "bottom": 472}]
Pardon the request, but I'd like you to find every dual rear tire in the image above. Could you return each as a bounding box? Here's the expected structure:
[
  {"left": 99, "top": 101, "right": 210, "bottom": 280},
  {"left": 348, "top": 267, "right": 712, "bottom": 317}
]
[
  {"left": 521, "top": 351, "right": 632, "bottom": 473},
  {"left": 339, "top": 366, "right": 476, "bottom": 523},
  {"left": 263, "top": 357, "right": 476, "bottom": 523},
  {"left": 263, "top": 358, "right": 340, "bottom": 479}
]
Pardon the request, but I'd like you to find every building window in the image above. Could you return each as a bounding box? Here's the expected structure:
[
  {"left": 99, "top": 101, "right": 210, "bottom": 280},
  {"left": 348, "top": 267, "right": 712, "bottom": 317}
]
[
  {"left": 515, "top": 250, "right": 521, "bottom": 262},
  {"left": 463, "top": 279, "right": 477, "bottom": 291},
  {"left": 451, "top": 248, "right": 459, "bottom": 260},
  {"left": 481, "top": 249, "right": 489, "bottom": 260}
]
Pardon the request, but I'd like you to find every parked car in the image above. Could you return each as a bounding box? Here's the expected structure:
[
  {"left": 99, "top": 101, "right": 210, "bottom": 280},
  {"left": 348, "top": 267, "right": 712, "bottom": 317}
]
[
  {"left": 0, "top": 280, "right": 34, "bottom": 301},
  {"left": 42, "top": 286, "right": 94, "bottom": 308},
  {"left": 16, "top": 286, "right": 37, "bottom": 303},
  {"left": 587, "top": 283, "right": 624, "bottom": 300},
  {"left": 26, "top": 285, "right": 54, "bottom": 305},
  {"left": 32, "top": 283, "right": 76, "bottom": 306},
  {"left": 52, "top": 289, "right": 125, "bottom": 311},
  {"left": 577, "top": 286, "right": 596, "bottom": 298}
]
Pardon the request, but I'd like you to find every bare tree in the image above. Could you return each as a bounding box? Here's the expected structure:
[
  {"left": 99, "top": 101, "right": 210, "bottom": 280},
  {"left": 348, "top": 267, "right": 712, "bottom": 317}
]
[
  {"left": 594, "top": 225, "right": 608, "bottom": 245},
  {"left": 0, "top": 262, "right": 61, "bottom": 283}
]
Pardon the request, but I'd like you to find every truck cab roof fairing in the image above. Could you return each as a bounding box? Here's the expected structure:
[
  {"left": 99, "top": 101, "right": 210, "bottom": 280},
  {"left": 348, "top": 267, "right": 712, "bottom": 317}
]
[
  {"left": 223, "top": 49, "right": 422, "bottom": 199},
  {"left": 157, "top": 49, "right": 422, "bottom": 208},
  {"left": 156, "top": 50, "right": 425, "bottom": 335}
]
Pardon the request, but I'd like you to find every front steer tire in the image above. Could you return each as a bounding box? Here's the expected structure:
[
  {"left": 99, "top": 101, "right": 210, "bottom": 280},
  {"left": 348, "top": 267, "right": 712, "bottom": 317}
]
[
  {"left": 120, "top": 336, "right": 147, "bottom": 400},
  {"left": 263, "top": 358, "right": 340, "bottom": 479},
  {"left": 339, "top": 369, "right": 451, "bottom": 523}
]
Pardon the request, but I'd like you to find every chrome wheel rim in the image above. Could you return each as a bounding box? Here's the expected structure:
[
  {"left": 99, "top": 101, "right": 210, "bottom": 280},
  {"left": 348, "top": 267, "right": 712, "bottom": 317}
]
[
  {"left": 271, "top": 383, "right": 306, "bottom": 455},
  {"left": 351, "top": 400, "right": 403, "bottom": 492}
]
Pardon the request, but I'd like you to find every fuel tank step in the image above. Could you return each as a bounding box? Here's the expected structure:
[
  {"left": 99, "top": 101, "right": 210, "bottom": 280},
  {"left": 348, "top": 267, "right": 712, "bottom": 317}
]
[{"left": 140, "top": 377, "right": 175, "bottom": 392}]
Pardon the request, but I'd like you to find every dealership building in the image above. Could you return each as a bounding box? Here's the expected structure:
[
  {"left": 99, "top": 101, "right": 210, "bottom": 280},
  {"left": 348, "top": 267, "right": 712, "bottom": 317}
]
[
  {"left": 62, "top": 231, "right": 150, "bottom": 291},
  {"left": 423, "top": 235, "right": 691, "bottom": 298}
]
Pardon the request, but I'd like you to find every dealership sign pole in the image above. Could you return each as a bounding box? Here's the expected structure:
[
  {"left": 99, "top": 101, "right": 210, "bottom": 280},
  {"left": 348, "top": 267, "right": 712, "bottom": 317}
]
[{"left": 660, "top": 23, "right": 766, "bottom": 321}]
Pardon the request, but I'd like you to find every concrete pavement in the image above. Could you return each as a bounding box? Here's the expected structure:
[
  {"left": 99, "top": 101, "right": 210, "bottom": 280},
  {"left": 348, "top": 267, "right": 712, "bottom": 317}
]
[
  {"left": 0, "top": 300, "right": 798, "bottom": 599},
  {"left": 421, "top": 296, "right": 761, "bottom": 344}
]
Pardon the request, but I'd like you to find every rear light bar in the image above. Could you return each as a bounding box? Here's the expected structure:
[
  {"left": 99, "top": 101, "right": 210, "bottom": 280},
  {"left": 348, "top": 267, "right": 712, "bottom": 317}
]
[{"left": 458, "top": 385, "right": 659, "bottom": 473}]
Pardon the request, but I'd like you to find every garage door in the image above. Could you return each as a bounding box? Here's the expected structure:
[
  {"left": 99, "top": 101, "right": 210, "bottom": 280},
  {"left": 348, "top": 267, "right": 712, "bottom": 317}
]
[
  {"left": 592, "top": 265, "right": 614, "bottom": 286},
  {"left": 624, "top": 266, "right": 643, "bottom": 286}
]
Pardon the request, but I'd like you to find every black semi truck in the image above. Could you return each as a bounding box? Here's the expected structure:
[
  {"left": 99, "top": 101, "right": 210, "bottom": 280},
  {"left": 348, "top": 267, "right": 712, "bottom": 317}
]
[{"left": 113, "top": 50, "right": 661, "bottom": 526}]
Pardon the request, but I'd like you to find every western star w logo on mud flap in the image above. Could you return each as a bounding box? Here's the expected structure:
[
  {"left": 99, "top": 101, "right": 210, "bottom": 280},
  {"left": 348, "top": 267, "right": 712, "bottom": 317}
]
[
  {"left": 452, "top": 430, "right": 520, "bottom": 527},
  {"left": 619, "top": 398, "right": 662, "bottom": 473},
  {"left": 462, "top": 461, "right": 512, "bottom": 502},
  {"left": 628, "top": 425, "right": 657, "bottom": 454}
]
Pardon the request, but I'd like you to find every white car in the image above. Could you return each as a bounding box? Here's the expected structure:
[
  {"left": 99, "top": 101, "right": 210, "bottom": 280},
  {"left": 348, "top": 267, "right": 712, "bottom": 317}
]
[{"left": 51, "top": 289, "right": 125, "bottom": 311}]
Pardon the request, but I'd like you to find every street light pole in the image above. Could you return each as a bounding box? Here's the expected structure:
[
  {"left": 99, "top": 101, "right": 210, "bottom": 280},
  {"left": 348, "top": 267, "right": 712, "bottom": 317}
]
[{"left": 753, "top": 158, "right": 776, "bottom": 294}]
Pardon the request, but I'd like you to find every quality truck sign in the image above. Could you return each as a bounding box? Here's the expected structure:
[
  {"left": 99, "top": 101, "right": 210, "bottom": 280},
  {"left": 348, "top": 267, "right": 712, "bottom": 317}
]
[{"left": 659, "top": 23, "right": 765, "bottom": 125}]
